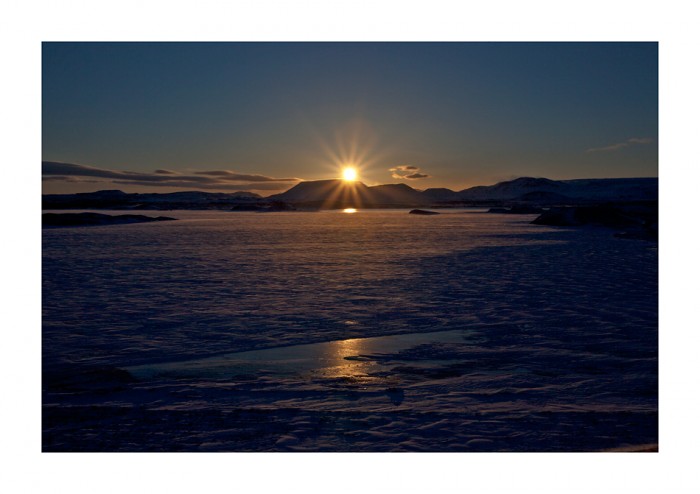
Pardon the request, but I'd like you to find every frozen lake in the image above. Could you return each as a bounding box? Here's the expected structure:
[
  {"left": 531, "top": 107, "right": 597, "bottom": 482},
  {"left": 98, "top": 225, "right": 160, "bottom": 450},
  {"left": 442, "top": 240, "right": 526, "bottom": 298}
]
[{"left": 42, "top": 209, "right": 658, "bottom": 451}]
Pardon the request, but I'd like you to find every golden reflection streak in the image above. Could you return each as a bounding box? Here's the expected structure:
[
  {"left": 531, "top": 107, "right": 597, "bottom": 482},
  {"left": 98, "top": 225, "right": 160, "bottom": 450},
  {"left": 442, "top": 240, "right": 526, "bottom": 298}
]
[
  {"left": 319, "top": 180, "right": 370, "bottom": 210},
  {"left": 320, "top": 337, "right": 372, "bottom": 379}
]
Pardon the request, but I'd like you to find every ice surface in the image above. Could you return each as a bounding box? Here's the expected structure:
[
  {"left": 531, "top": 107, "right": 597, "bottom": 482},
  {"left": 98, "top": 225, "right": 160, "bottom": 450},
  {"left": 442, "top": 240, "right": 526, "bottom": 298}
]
[
  {"left": 42, "top": 210, "right": 657, "bottom": 451},
  {"left": 126, "top": 329, "right": 474, "bottom": 380}
]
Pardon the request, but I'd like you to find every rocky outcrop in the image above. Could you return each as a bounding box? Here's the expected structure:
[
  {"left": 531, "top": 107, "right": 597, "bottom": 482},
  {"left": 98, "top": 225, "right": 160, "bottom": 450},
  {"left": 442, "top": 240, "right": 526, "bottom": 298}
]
[
  {"left": 43, "top": 212, "right": 176, "bottom": 228},
  {"left": 230, "top": 201, "right": 297, "bottom": 212},
  {"left": 409, "top": 209, "right": 440, "bottom": 215},
  {"left": 488, "top": 205, "right": 544, "bottom": 214},
  {"left": 531, "top": 205, "right": 643, "bottom": 228},
  {"left": 531, "top": 204, "right": 658, "bottom": 241},
  {"left": 264, "top": 201, "right": 297, "bottom": 212}
]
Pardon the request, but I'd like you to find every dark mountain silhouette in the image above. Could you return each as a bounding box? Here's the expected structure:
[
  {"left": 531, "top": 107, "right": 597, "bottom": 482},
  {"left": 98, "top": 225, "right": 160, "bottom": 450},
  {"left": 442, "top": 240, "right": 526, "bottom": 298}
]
[
  {"left": 266, "top": 180, "right": 370, "bottom": 205},
  {"left": 516, "top": 191, "right": 574, "bottom": 204},
  {"left": 266, "top": 180, "right": 429, "bottom": 208},
  {"left": 43, "top": 190, "right": 262, "bottom": 210},
  {"left": 421, "top": 188, "right": 462, "bottom": 202},
  {"left": 456, "top": 177, "right": 657, "bottom": 203},
  {"left": 268, "top": 176, "right": 657, "bottom": 207},
  {"left": 457, "top": 177, "right": 567, "bottom": 201},
  {"left": 43, "top": 212, "right": 176, "bottom": 228},
  {"left": 42, "top": 177, "right": 657, "bottom": 210},
  {"left": 367, "top": 183, "right": 427, "bottom": 205}
]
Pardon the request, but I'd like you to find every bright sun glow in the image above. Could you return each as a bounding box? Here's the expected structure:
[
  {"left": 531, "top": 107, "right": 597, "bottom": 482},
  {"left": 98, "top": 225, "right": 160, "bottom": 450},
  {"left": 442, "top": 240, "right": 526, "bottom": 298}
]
[
  {"left": 343, "top": 208, "right": 357, "bottom": 213},
  {"left": 342, "top": 167, "right": 358, "bottom": 181}
]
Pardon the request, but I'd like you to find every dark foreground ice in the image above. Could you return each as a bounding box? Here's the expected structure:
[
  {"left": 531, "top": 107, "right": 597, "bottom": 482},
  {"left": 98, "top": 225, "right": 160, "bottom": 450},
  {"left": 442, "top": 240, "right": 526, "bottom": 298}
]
[{"left": 42, "top": 210, "right": 657, "bottom": 451}]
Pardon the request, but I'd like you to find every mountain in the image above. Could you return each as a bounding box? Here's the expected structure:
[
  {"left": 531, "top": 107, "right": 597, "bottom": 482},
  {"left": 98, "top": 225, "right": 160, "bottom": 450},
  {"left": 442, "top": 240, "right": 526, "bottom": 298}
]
[
  {"left": 42, "top": 177, "right": 658, "bottom": 211},
  {"left": 266, "top": 180, "right": 370, "bottom": 205},
  {"left": 516, "top": 191, "right": 574, "bottom": 203},
  {"left": 367, "top": 183, "right": 427, "bottom": 206},
  {"left": 457, "top": 177, "right": 567, "bottom": 201},
  {"left": 267, "top": 176, "right": 658, "bottom": 208},
  {"left": 455, "top": 177, "right": 657, "bottom": 203},
  {"left": 267, "top": 180, "right": 429, "bottom": 208},
  {"left": 421, "top": 188, "right": 462, "bottom": 202}
]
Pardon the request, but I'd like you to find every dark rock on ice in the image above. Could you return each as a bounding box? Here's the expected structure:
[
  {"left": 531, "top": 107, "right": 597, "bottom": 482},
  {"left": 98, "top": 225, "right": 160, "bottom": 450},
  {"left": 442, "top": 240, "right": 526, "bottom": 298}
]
[
  {"left": 409, "top": 209, "right": 440, "bottom": 215},
  {"left": 230, "top": 203, "right": 267, "bottom": 211},
  {"left": 488, "top": 205, "right": 544, "bottom": 214},
  {"left": 263, "top": 201, "right": 297, "bottom": 212},
  {"left": 43, "top": 366, "right": 136, "bottom": 393},
  {"left": 344, "top": 355, "right": 373, "bottom": 362},
  {"left": 532, "top": 205, "right": 645, "bottom": 228},
  {"left": 531, "top": 203, "right": 658, "bottom": 241},
  {"left": 614, "top": 227, "right": 658, "bottom": 242},
  {"left": 43, "top": 212, "right": 176, "bottom": 228},
  {"left": 231, "top": 201, "right": 297, "bottom": 212}
]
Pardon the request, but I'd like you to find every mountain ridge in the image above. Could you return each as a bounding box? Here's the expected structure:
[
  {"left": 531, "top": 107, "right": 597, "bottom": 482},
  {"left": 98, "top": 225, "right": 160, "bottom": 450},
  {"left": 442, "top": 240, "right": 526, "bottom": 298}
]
[{"left": 43, "top": 176, "right": 658, "bottom": 210}]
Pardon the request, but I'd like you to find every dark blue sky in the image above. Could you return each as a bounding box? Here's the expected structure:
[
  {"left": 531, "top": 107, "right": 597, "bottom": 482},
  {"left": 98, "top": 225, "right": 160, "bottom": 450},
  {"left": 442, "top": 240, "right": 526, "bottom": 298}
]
[{"left": 42, "top": 42, "right": 657, "bottom": 194}]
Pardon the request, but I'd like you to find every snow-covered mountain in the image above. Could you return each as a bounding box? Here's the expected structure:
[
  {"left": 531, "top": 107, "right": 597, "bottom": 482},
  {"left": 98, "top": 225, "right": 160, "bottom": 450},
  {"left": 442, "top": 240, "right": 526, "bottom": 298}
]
[
  {"left": 456, "top": 177, "right": 657, "bottom": 203},
  {"left": 457, "top": 177, "right": 566, "bottom": 201}
]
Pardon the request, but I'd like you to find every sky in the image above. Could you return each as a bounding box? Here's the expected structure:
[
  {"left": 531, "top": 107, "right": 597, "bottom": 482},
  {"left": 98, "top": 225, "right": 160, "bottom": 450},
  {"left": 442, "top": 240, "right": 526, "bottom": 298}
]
[{"left": 42, "top": 42, "right": 658, "bottom": 195}]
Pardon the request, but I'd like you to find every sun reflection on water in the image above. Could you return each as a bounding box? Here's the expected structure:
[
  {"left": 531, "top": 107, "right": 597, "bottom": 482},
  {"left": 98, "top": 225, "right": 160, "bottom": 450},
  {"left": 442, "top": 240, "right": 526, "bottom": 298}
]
[{"left": 318, "top": 337, "right": 376, "bottom": 380}]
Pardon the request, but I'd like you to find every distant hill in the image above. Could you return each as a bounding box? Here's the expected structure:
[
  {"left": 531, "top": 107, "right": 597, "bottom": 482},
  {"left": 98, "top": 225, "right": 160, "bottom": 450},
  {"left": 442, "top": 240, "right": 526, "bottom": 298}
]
[
  {"left": 366, "top": 183, "right": 427, "bottom": 206},
  {"left": 43, "top": 190, "right": 262, "bottom": 210},
  {"left": 457, "top": 177, "right": 565, "bottom": 201},
  {"left": 266, "top": 180, "right": 371, "bottom": 205},
  {"left": 43, "top": 177, "right": 658, "bottom": 210},
  {"left": 456, "top": 177, "right": 657, "bottom": 203},
  {"left": 266, "top": 176, "right": 656, "bottom": 207},
  {"left": 266, "top": 180, "right": 429, "bottom": 208},
  {"left": 421, "top": 188, "right": 462, "bottom": 202}
]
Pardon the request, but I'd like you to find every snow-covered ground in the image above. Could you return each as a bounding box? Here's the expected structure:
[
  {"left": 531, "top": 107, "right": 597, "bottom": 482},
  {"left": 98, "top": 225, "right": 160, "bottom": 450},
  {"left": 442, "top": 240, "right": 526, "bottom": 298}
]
[{"left": 42, "top": 210, "right": 657, "bottom": 451}]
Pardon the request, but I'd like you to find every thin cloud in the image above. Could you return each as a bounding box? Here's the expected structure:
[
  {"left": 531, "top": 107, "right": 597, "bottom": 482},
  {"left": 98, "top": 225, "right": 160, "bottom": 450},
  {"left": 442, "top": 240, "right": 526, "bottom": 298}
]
[
  {"left": 42, "top": 161, "right": 301, "bottom": 191},
  {"left": 112, "top": 180, "right": 290, "bottom": 191},
  {"left": 586, "top": 137, "right": 655, "bottom": 153},
  {"left": 627, "top": 137, "right": 654, "bottom": 144},
  {"left": 389, "top": 165, "right": 419, "bottom": 172},
  {"left": 194, "top": 170, "right": 298, "bottom": 182},
  {"left": 389, "top": 164, "right": 431, "bottom": 180},
  {"left": 42, "top": 175, "right": 102, "bottom": 183}
]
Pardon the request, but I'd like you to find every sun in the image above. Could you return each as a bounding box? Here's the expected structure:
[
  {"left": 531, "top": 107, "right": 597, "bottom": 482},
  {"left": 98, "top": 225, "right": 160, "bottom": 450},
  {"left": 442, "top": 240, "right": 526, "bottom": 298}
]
[{"left": 342, "top": 167, "right": 358, "bottom": 182}]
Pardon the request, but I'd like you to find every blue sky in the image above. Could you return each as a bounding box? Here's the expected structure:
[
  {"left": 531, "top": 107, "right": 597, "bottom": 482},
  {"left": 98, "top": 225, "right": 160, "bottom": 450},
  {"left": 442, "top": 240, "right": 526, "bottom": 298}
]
[{"left": 42, "top": 42, "right": 657, "bottom": 194}]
